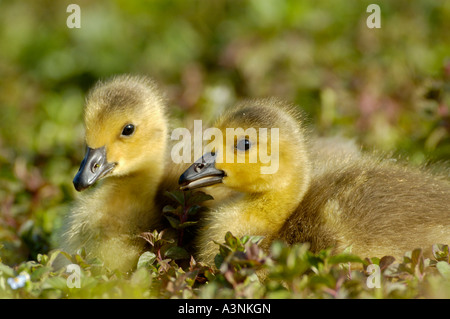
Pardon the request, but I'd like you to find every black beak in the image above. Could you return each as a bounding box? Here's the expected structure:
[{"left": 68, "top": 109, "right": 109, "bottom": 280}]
[
  {"left": 73, "top": 146, "right": 116, "bottom": 192},
  {"left": 178, "top": 152, "right": 225, "bottom": 190}
]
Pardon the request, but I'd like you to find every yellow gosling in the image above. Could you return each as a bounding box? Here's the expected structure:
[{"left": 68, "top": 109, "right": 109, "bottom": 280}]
[
  {"left": 179, "top": 98, "right": 450, "bottom": 265},
  {"left": 58, "top": 75, "right": 168, "bottom": 272},
  {"left": 280, "top": 154, "right": 450, "bottom": 259},
  {"left": 179, "top": 98, "right": 311, "bottom": 264}
]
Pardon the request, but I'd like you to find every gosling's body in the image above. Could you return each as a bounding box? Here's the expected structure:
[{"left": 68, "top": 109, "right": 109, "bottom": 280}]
[
  {"left": 61, "top": 173, "right": 163, "bottom": 271},
  {"left": 179, "top": 98, "right": 450, "bottom": 266},
  {"left": 280, "top": 154, "right": 450, "bottom": 259},
  {"left": 181, "top": 99, "right": 311, "bottom": 265},
  {"left": 58, "top": 75, "right": 168, "bottom": 272}
]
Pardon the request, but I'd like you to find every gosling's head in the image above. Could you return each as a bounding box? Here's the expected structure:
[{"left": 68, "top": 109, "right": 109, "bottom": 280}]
[
  {"left": 179, "top": 98, "right": 310, "bottom": 194},
  {"left": 73, "top": 75, "right": 167, "bottom": 191}
]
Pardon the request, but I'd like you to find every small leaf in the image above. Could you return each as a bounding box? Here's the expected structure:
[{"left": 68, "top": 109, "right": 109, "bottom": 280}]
[
  {"left": 138, "top": 232, "right": 156, "bottom": 246},
  {"left": 37, "top": 254, "right": 48, "bottom": 264},
  {"left": 42, "top": 277, "right": 68, "bottom": 290},
  {"left": 187, "top": 205, "right": 202, "bottom": 216},
  {"left": 165, "top": 215, "right": 180, "bottom": 229},
  {"left": 76, "top": 247, "right": 86, "bottom": 258},
  {"left": 137, "top": 252, "right": 157, "bottom": 268},
  {"left": 187, "top": 191, "right": 214, "bottom": 206},
  {"left": 162, "top": 205, "right": 177, "bottom": 214},
  {"left": 178, "top": 221, "right": 198, "bottom": 229},
  {"left": 130, "top": 267, "right": 152, "bottom": 288},
  {"left": 0, "top": 263, "right": 14, "bottom": 277},
  {"left": 436, "top": 261, "right": 450, "bottom": 279},
  {"left": 432, "top": 244, "right": 449, "bottom": 262},
  {"left": 368, "top": 257, "right": 381, "bottom": 266},
  {"left": 379, "top": 256, "right": 396, "bottom": 271},
  {"left": 58, "top": 251, "right": 73, "bottom": 262},
  {"left": 411, "top": 248, "right": 423, "bottom": 268},
  {"left": 328, "top": 254, "right": 363, "bottom": 265},
  {"left": 46, "top": 250, "right": 63, "bottom": 267},
  {"left": 164, "top": 190, "right": 186, "bottom": 205},
  {"left": 242, "top": 235, "right": 265, "bottom": 246},
  {"left": 30, "top": 266, "right": 52, "bottom": 281},
  {"left": 270, "top": 240, "right": 286, "bottom": 259},
  {"left": 165, "top": 246, "right": 190, "bottom": 260},
  {"left": 215, "top": 242, "right": 232, "bottom": 258},
  {"left": 214, "top": 254, "right": 224, "bottom": 269},
  {"left": 224, "top": 232, "right": 240, "bottom": 250},
  {"left": 86, "top": 257, "right": 103, "bottom": 268},
  {"left": 204, "top": 269, "right": 216, "bottom": 282}
]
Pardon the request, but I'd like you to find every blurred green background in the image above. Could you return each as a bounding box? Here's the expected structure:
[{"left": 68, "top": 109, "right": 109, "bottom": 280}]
[{"left": 0, "top": 0, "right": 449, "bottom": 266}]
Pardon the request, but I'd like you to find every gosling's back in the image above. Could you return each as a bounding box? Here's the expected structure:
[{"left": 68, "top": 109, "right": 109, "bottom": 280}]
[{"left": 280, "top": 156, "right": 450, "bottom": 259}]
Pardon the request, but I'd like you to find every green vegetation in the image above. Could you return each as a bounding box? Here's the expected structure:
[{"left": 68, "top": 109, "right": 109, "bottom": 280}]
[
  {"left": 0, "top": 0, "right": 449, "bottom": 298},
  {"left": 1, "top": 228, "right": 449, "bottom": 298}
]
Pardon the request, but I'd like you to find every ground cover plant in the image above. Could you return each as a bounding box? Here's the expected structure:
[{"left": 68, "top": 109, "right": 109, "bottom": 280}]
[
  {"left": 1, "top": 190, "right": 449, "bottom": 299},
  {"left": 0, "top": 0, "right": 449, "bottom": 299}
]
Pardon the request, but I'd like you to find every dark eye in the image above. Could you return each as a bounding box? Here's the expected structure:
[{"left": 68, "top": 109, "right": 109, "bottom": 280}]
[
  {"left": 236, "top": 139, "right": 251, "bottom": 151},
  {"left": 121, "top": 124, "right": 135, "bottom": 137}
]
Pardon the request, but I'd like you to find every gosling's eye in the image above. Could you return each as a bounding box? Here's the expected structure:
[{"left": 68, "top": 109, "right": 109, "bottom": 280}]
[
  {"left": 236, "top": 139, "right": 251, "bottom": 151},
  {"left": 121, "top": 124, "right": 135, "bottom": 137}
]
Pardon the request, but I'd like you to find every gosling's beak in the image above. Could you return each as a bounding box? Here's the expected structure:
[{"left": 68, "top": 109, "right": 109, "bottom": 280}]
[
  {"left": 73, "top": 146, "right": 116, "bottom": 192},
  {"left": 178, "top": 152, "right": 225, "bottom": 190}
]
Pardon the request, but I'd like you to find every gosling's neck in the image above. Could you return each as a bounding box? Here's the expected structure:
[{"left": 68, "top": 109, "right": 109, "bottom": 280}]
[
  {"left": 94, "top": 163, "right": 164, "bottom": 232},
  {"left": 72, "top": 163, "right": 165, "bottom": 272},
  {"left": 230, "top": 149, "right": 311, "bottom": 239},
  {"left": 234, "top": 173, "right": 309, "bottom": 236},
  {"left": 197, "top": 158, "right": 311, "bottom": 265}
]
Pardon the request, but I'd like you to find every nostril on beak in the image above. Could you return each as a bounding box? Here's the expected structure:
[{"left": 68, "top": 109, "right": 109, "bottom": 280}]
[
  {"left": 91, "top": 163, "right": 100, "bottom": 173},
  {"left": 195, "top": 163, "right": 205, "bottom": 173}
]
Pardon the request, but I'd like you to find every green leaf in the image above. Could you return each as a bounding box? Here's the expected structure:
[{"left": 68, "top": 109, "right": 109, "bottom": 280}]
[
  {"left": 76, "top": 247, "right": 86, "bottom": 258},
  {"left": 162, "top": 205, "right": 177, "bottom": 213},
  {"left": 42, "top": 276, "right": 68, "bottom": 290},
  {"left": 137, "top": 252, "right": 157, "bottom": 268},
  {"left": 214, "top": 254, "right": 224, "bottom": 269},
  {"left": 47, "top": 250, "right": 63, "bottom": 267},
  {"left": 187, "top": 204, "right": 201, "bottom": 216},
  {"left": 0, "top": 263, "right": 15, "bottom": 277},
  {"left": 215, "top": 242, "right": 232, "bottom": 258},
  {"left": 204, "top": 269, "right": 216, "bottom": 282},
  {"left": 366, "top": 257, "right": 381, "bottom": 266},
  {"left": 30, "top": 266, "right": 52, "bottom": 281},
  {"left": 165, "top": 246, "right": 190, "bottom": 260},
  {"left": 178, "top": 221, "right": 198, "bottom": 229},
  {"left": 436, "top": 261, "right": 450, "bottom": 279},
  {"left": 411, "top": 248, "right": 423, "bottom": 268},
  {"left": 241, "top": 235, "right": 265, "bottom": 246},
  {"left": 164, "top": 190, "right": 186, "bottom": 205},
  {"left": 224, "top": 232, "right": 242, "bottom": 250},
  {"left": 187, "top": 191, "right": 214, "bottom": 206},
  {"left": 432, "top": 244, "right": 449, "bottom": 262},
  {"left": 379, "top": 256, "right": 396, "bottom": 271},
  {"left": 58, "top": 251, "right": 73, "bottom": 262},
  {"left": 309, "top": 274, "right": 335, "bottom": 288},
  {"left": 130, "top": 267, "right": 152, "bottom": 288},
  {"left": 328, "top": 254, "right": 363, "bottom": 265},
  {"left": 164, "top": 215, "right": 180, "bottom": 229},
  {"left": 37, "top": 254, "right": 48, "bottom": 264},
  {"left": 269, "top": 240, "right": 285, "bottom": 259},
  {"left": 164, "top": 205, "right": 183, "bottom": 217}
]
